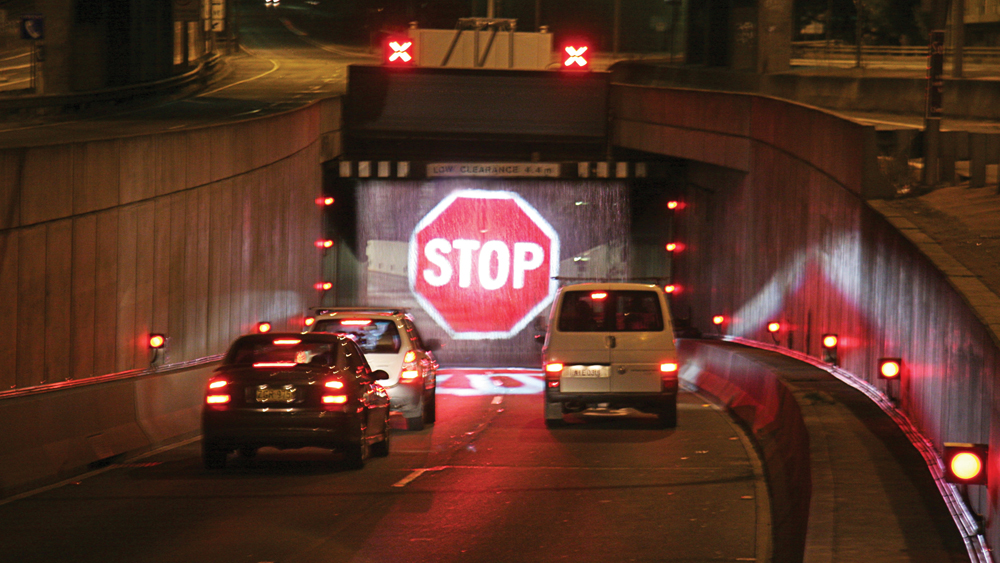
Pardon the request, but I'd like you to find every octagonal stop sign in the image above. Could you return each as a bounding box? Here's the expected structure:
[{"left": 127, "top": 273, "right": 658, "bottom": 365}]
[{"left": 409, "top": 190, "right": 560, "bottom": 339}]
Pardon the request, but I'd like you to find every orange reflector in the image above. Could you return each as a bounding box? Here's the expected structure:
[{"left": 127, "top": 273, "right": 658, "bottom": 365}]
[
  {"left": 206, "top": 395, "right": 230, "bottom": 404},
  {"left": 149, "top": 334, "right": 165, "bottom": 349},
  {"left": 545, "top": 363, "right": 564, "bottom": 373},
  {"left": 878, "top": 358, "right": 902, "bottom": 379},
  {"left": 590, "top": 292, "right": 607, "bottom": 300},
  {"left": 822, "top": 334, "right": 838, "bottom": 348},
  {"left": 401, "top": 370, "right": 419, "bottom": 380},
  {"left": 341, "top": 319, "right": 372, "bottom": 326},
  {"left": 660, "top": 363, "right": 679, "bottom": 373},
  {"left": 273, "top": 339, "right": 300, "bottom": 345},
  {"left": 403, "top": 351, "right": 416, "bottom": 363},
  {"left": 323, "top": 395, "right": 348, "bottom": 404},
  {"left": 767, "top": 322, "right": 781, "bottom": 333},
  {"left": 208, "top": 380, "right": 228, "bottom": 390}
]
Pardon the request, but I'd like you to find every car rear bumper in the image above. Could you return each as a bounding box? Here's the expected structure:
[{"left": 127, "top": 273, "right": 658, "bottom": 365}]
[
  {"left": 545, "top": 386, "right": 677, "bottom": 410},
  {"left": 202, "top": 409, "right": 361, "bottom": 450},
  {"left": 387, "top": 380, "right": 424, "bottom": 417}
]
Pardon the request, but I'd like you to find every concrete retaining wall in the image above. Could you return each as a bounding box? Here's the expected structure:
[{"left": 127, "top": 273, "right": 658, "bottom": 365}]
[
  {"left": 613, "top": 82, "right": 1000, "bottom": 554},
  {"left": 0, "top": 98, "right": 342, "bottom": 496}
]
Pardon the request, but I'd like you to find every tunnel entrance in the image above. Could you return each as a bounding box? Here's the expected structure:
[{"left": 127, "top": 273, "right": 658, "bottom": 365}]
[
  {"left": 321, "top": 160, "right": 685, "bottom": 366},
  {"left": 333, "top": 65, "right": 685, "bottom": 366}
]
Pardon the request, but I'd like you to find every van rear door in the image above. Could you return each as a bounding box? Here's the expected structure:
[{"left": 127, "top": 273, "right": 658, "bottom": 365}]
[
  {"left": 608, "top": 290, "right": 671, "bottom": 393},
  {"left": 550, "top": 289, "right": 613, "bottom": 393}
]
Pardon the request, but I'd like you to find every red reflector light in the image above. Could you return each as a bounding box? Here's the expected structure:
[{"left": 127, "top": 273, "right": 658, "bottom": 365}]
[
  {"left": 149, "top": 334, "right": 165, "bottom": 349},
  {"left": 878, "top": 358, "right": 902, "bottom": 379},
  {"left": 590, "top": 292, "right": 607, "bottom": 300}
]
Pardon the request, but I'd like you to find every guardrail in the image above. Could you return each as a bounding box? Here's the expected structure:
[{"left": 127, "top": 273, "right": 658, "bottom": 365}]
[{"left": 793, "top": 41, "right": 1000, "bottom": 61}]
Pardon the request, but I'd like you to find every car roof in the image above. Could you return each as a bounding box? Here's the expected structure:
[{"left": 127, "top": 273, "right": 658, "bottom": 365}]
[{"left": 558, "top": 282, "right": 663, "bottom": 292}]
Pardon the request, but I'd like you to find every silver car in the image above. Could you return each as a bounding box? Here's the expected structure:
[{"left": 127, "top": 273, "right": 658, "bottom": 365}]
[{"left": 305, "top": 308, "right": 440, "bottom": 430}]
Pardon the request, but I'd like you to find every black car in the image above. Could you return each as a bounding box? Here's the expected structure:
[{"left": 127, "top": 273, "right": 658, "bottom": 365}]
[{"left": 201, "top": 332, "right": 391, "bottom": 469}]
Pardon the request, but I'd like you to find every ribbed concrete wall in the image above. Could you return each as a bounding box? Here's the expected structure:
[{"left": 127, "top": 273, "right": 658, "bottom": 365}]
[
  {"left": 613, "top": 83, "right": 1000, "bottom": 551},
  {"left": 0, "top": 100, "right": 340, "bottom": 389}
]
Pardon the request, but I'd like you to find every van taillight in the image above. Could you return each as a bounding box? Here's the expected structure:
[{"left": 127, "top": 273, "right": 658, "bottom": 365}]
[
  {"left": 660, "top": 363, "right": 678, "bottom": 373},
  {"left": 545, "top": 363, "right": 563, "bottom": 388}
]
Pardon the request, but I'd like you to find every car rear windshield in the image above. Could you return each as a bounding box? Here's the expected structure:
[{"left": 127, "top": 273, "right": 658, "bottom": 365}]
[
  {"left": 557, "top": 290, "right": 665, "bottom": 332},
  {"left": 225, "top": 338, "right": 341, "bottom": 367},
  {"left": 312, "top": 319, "right": 401, "bottom": 354}
]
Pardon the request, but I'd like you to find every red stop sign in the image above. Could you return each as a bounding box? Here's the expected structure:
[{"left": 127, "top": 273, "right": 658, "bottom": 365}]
[{"left": 409, "top": 190, "right": 560, "bottom": 339}]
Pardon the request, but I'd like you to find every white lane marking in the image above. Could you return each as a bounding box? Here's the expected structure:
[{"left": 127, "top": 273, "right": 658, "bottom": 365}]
[{"left": 392, "top": 466, "right": 448, "bottom": 488}]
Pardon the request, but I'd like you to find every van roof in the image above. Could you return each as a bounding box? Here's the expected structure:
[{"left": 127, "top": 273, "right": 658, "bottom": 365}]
[{"left": 558, "top": 282, "right": 663, "bottom": 292}]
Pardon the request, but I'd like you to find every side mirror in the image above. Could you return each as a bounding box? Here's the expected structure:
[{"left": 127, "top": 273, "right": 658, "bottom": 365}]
[
  {"left": 424, "top": 339, "right": 441, "bottom": 351},
  {"left": 372, "top": 369, "right": 390, "bottom": 381}
]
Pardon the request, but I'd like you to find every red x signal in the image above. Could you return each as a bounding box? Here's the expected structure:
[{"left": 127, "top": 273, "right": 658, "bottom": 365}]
[
  {"left": 385, "top": 38, "right": 414, "bottom": 65},
  {"left": 562, "top": 45, "right": 589, "bottom": 69}
]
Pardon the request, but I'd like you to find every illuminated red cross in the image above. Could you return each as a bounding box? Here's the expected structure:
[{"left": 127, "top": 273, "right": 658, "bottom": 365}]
[
  {"left": 388, "top": 41, "right": 412, "bottom": 63},
  {"left": 563, "top": 45, "right": 588, "bottom": 67}
]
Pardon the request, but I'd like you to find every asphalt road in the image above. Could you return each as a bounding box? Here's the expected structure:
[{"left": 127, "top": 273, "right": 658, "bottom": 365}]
[{"left": 0, "top": 369, "right": 767, "bottom": 563}]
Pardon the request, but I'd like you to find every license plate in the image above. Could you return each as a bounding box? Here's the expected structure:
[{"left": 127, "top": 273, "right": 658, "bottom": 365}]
[
  {"left": 567, "top": 365, "right": 609, "bottom": 378},
  {"left": 255, "top": 386, "right": 296, "bottom": 403}
]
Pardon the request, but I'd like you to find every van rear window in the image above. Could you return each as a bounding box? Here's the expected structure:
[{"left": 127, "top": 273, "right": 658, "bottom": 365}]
[{"left": 557, "top": 290, "right": 664, "bottom": 332}]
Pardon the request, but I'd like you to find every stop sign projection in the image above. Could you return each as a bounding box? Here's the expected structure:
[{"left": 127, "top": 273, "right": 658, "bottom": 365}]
[{"left": 409, "top": 190, "right": 560, "bottom": 339}]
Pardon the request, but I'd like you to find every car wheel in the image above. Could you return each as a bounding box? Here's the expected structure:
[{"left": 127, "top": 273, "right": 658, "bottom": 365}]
[
  {"left": 423, "top": 387, "right": 437, "bottom": 425},
  {"left": 371, "top": 413, "right": 391, "bottom": 458},
  {"left": 343, "top": 439, "right": 368, "bottom": 470},
  {"left": 202, "top": 441, "right": 227, "bottom": 469},
  {"left": 544, "top": 399, "right": 565, "bottom": 427},
  {"left": 405, "top": 414, "right": 425, "bottom": 431},
  {"left": 656, "top": 401, "right": 678, "bottom": 428}
]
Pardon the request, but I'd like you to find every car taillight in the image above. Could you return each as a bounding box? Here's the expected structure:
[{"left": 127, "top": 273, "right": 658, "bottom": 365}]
[
  {"left": 404, "top": 351, "right": 416, "bottom": 363},
  {"left": 660, "top": 362, "right": 679, "bottom": 390},
  {"left": 401, "top": 370, "right": 419, "bottom": 381},
  {"left": 206, "top": 378, "right": 230, "bottom": 408},
  {"left": 322, "top": 380, "right": 349, "bottom": 410},
  {"left": 545, "top": 362, "right": 563, "bottom": 389}
]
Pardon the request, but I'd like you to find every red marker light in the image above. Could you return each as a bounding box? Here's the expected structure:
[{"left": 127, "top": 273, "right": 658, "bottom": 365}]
[
  {"left": 944, "top": 443, "right": 989, "bottom": 485},
  {"left": 878, "top": 358, "right": 902, "bottom": 379},
  {"left": 713, "top": 315, "right": 725, "bottom": 325},
  {"left": 822, "top": 334, "right": 838, "bottom": 348},
  {"left": 257, "top": 322, "right": 272, "bottom": 333},
  {"left": 148, "top": 334, "right": 165, "bottom": 349},
  {"left": 590, "top": 292, "right": 607, "bottom": 300},
  {"left": 665, "top": 243, "right": 677, "bottom": 252},
  {"left": 315, "top": 281, "right": 333, "bottom": 291},
  {"left": 315, "top": 239, "right": 334, "bottom": 249},
  {"left": 315, "top": 197, "right": 335, "bottom": 206},
  {"left": 304, "top": 317, "right": 315, "bottom": 327},
  {"left": 664, "top": 284, "right": 676, "bottom": 294},
  {"left": 767, "top": 322, "right": 781, "bottom": 333},
  {"left": 385, "top": 38, "right": 414, "bottom": 65},
  {"left": 563, "top": 45, "right": 589, "bottom": 68},
  {"left": 667, "top": 201, "right": 679, "bottom": 210}
]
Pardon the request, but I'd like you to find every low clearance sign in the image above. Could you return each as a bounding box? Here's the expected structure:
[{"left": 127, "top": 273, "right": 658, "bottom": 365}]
[{"left": 408, "top": 190, "right": 560, "bottom": 339}]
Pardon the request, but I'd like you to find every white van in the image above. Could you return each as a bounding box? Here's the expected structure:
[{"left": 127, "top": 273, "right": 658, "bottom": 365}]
[{"left": 540, "top": 282, "right": 679, "bottom": 427}]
